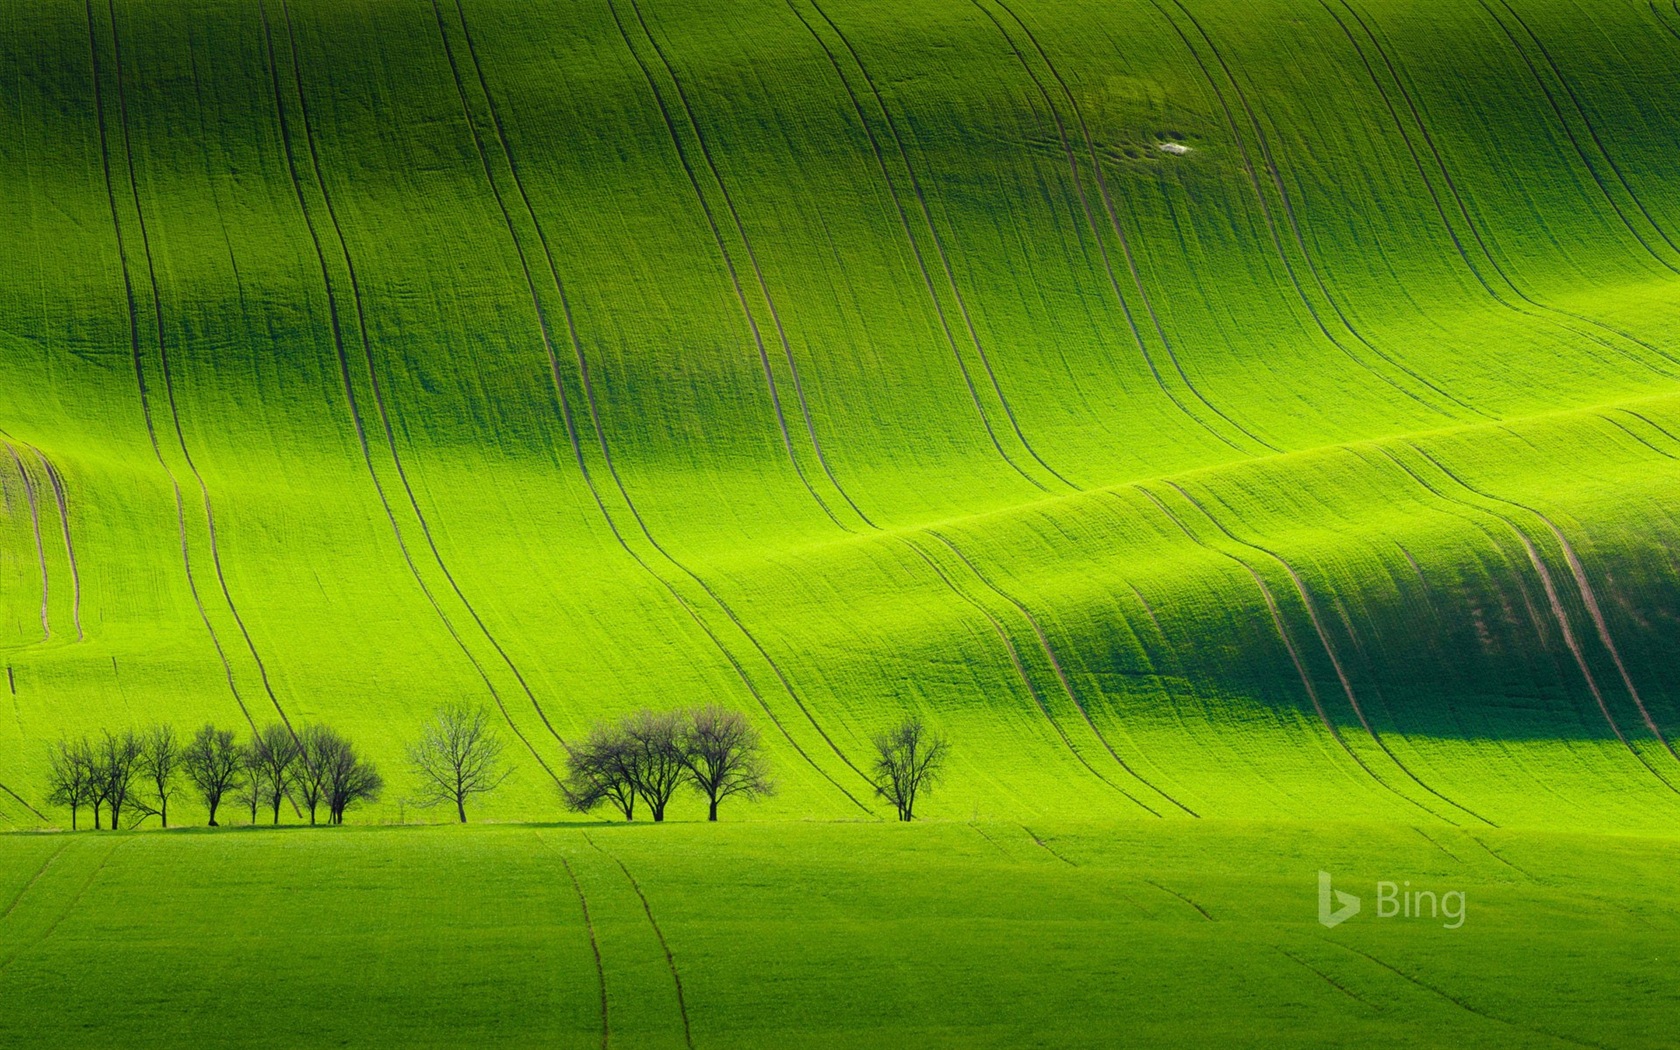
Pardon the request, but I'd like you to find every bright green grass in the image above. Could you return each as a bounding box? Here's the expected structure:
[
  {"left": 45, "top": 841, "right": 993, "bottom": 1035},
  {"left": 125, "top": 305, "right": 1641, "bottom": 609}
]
[
  {"left": 1, "top": 820, "right": 1675, "bottom": 1048},
  {"left": 3, "top": 0, "right": 1680, "bottom": 1040}
]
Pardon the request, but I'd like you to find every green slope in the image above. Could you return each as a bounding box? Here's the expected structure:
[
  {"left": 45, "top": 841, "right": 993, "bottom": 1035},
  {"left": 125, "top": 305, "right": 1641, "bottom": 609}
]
[{"left": 3, "top": 0, "right": 1680, "bottom": 833}]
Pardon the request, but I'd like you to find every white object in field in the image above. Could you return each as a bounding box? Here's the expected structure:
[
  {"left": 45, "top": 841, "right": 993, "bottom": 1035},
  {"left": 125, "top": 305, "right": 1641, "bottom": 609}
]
[{"left": 1157, "top": 142, "right": 1191, "bottom": 155}]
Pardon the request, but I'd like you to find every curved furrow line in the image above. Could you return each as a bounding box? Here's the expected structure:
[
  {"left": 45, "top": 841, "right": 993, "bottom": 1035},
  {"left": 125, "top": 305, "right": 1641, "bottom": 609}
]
[
  {"left": 1131, "top": 485, "right": 1457, "bottom": 823},
  {"left": 1330, "top": 0, "right": 1680, "bottom": 375},
  {"left": 257, "top": 0, "right": 562, "bottom": 781},
  {"left": 901, "top": 536, "right": 1163, "bottom": 817},
  {"left": 433, "top": 0, "right": 874, "bottom": 810},
  {"left": 603, "top": 0, "right": 853, "bottom": 532},
  {"left": 582, "top": 833, "right": 694, "bottom": 1050},
  {"left": 1160, "top": 481, "right": 1491, "bottom": 825},
  {"left": 1478, "top": 0, "right": 1680, "bottom": 272},
  {"left": 618, "top": 0, "right": 874, "bottom": 531},
  {"left": 269, "top": 0, "right": 569, "bottom": 763},
  {"left": 34, "top": 453, "right": 81, "bottom": 642},
  {"left": 104, "top": 0, "right": 295, "bottom": 731},
  {"left": 540, "top": 837, "right": 609, "bottom": 1050},
  {"left": 1417, "top": 440, "right": 1680, "bottom": 764},
  {"left": 802, "top": 0, "right": 1074, "bottom": 492},
  {"left": 922, "top": 529, "right": 1197, "bottom": 816},
  {"left": 0, "top": 840, "right": 123, "bottom": 976},
  {"left": 84, "top": 0, "right": 258, "bottom": 737},
  {"left": 1148, "top": 0, "right": 1485, "bottom": 419},
  {"left": 1599, "top": 413, "right": 1679, "bottom": 461},
  {"left": 969, "top": 0, "right": 1270, "bottom": 455},
  {"left": 0, "top": 780, "right": 47, "bottom": 824},
  {"left": 0, "top": 842, "right": 68, "bottom": 922},
  {"left": 4, "top": 444, "right": 51, "bottom": 642},
  {"left": 1373, "top": 443, "right": 1680, "bottom": 794}
]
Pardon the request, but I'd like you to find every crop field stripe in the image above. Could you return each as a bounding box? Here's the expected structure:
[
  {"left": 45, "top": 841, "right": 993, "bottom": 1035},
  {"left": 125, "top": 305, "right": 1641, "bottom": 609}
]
[
  {"left": 618, "top": 0, "right": 874, "bottom": 532},
  {"left": 925, "top": 529, "right": 1197, "bottom": 816},
  {"left": 1131, "top": 485, "right": 1450, "bottom": 822},
  {"left": 984, "top": 0, "right": 1277, "bottom": 455},
  {"left": 1277, "top": 948, "right": 1381, "bottom": 1011},
  {"left": 1419, "top": 440, "right": 1680, "bottom": 763},
  {"left": 0, "top": 841, "right": 68, "bottom": 925},
  {"left": 1162, "top": 480, "right": 1494, "bottom": 826},
  {"left": 435, "top": 0, "right": 873, "bottom": 810},
  {"left": 4, "top": 445, "right": 50, "bottom": 642},
  {"left": 276, "top": 0, "right": 570, "bottom": 754},
  {"left": 1140, "top": 876, "right": 1215, "bottom": 922},
  {"left": 257, "top": 0, "right": 564, "bottom": 780},
  {"left": 84, "top": 0, "right": 262, "bottom": 736},
  {"left": 0, "top": 839, "right": 122, "bottom": 977},
  {"left": 1374, "top": 443, "right": 1680, "bottom": 794},
  {"left": 605, "top": 0, "right": 857, "bottom": 533},
  {"left": 969, "top": 0, "right": 1270, "bottom": 456},
  {"left": 583, "top": 832, "right": 693, "bottom": 1050},
  {"left": 1328, "top": 941, "right": 1602, "bottom": 1048},
  {"left": 551, "top": 841, "right": 609, "bottom": 1050},
  {"left": 102, "top": 0, "right": 297, "bottom": 733},
  {"left": 802, "top": 0, "right": 1073, "bottom": 493},
  {"left": 902, "top": 536, "right": 1162, "bottom": 816},
  {"left": 1151, "top": 0, "right": 1479, "bottom": 420},
  {"left": 1333, "top": 0, "right": 1680, "bottom": 375},
  {"left": 34, "top": 451, "right": 81, "bottom": 642},
  {"left": 1478, "top": 0, "right": 1680, "bottom": 272}
]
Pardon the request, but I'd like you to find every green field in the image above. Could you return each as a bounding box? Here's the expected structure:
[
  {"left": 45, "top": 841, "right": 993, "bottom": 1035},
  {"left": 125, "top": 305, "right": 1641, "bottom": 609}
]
[{"left": 3, "top": 0, "right": 1680, "bottom": 1043}]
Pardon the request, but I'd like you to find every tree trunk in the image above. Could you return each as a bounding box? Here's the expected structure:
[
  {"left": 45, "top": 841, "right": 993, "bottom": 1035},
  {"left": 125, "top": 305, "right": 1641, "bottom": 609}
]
[
  {"left": 708, "top": 798, "right": 719, "bottom": 822},
  {"left": 161, "top": 798, "right": 168, "bottom": 829},
  {"left": 456, "top": 798, "right": 466, "bottom": 823},
  {"left": 70, "top": 803, "right": 78, "bottom": 831},
  {"left": 208, "top": 797, "right": 219, "bottom": 827},
  {"left": 308, "top": 802, "right": 317, "bottom": 826},
  {"left": 93, "top": 803, "right": 101, "bottom": 831},
  {"left": 271, "top": 797, "right": 281, "bottom": 825}
]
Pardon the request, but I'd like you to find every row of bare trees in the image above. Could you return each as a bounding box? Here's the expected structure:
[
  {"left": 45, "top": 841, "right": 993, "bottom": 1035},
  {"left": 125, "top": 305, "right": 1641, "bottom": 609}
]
[
  {"left": 563, "top": 705, "right": 774, "bottom": 821},
  {"left": 45, "top": 722, "right": 382, "bottom": 830},
  {"left": 41, "top": 703, "right": 949, "bottom": 828}
]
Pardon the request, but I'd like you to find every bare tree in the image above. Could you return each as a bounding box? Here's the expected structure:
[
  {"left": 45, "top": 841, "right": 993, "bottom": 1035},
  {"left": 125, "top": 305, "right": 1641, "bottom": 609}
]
[
  {"left": 238, "top": 746, "right": 265, "bottom": 825},
  {"left": 323, "top": 734, "right": 382, "bottom": 825},
  {"left": 250, "top": 722, "right": 299, "bottom": 825},
  {"left": 136, "top": 724, "right": 182, "bottom": 828},
  {"left": 45, "top": 738, "right": 95, "bottom": 830},
  {"left": 94, "top": 729, "right": 143, "bottom": 829},
  {"left": 406, "top": 703, "right": 510, "bottom": 823},
  {"left": 870, "top": 717, "right": 948, "bottom": 821},
  {"left": 679, "top": 705, "right": 773, "bottom": 821},
  {"left": 563, "top": 723, "right": 637, "bottom": 821},
  {"left": 183, "top": 725, "right": 244, "bottom": 827},
  {"left": 622, "top": 710, "right": 687, "bottom": 823},
  {"left": 292, "top": 724, "right": 333, "bottom": 826}
]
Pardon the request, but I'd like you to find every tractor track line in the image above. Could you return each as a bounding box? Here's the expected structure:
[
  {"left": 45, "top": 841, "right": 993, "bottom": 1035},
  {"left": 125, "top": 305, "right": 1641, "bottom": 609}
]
[
  {"left": 925, "top": 530, "right": 1196, "bottom": 816},
  {"left": 1415, "top": 442, "right": 1680, "bottom": 763},
  {"left": 540, "top": 838, "right": 609, "bottom": 1050},
  {"left": 1163, "top": 481, "right": 1492, "bottom": 826},
  {"left": 282, "top": 0, "right": 566, "bottom": 753},
  {"left": 1329, "top": 0, "right": 1680, "bottom": 376},
  {"left": 1479, "top": 0, "right": 1680, "bottom": 273},
  {"left": 583, "top": 833, "right": 694, "bottom": 1050},
  {"left": 616, "top": 0, "right": 872, "bottom": 532},
  {"left": 972, "top": 0, "right": 1269, "bottom": 454},
  {"left": 801, "top": 0, "right": 1072, "bottom": 493},
  {"left": 35, "top": 453, "right": 81, "bottom": 641},
  {"left": 106, "top": 0, "right": 295, "bottom": 732},
  {"left": 436, "top": 0, "right": 871, "bottom": 809},
  {"left": 260, "top": 0, "right": 562, "bottom": 779},
  {"left": 0, "top": 840, "right": 123, "bottom": 977},
  {"left": 1020, "top": 824, "right": 1078, "bottom": 866},
  {"left": 0, "top": 841, "right": 68, "bottom": 922},
  {"left": 1132, "top": 487, "right": 1453, "bottom": 823},
  {"left": 1141, "top": 876, "right": 1215, "bottom": 921},
  {"left": 1374, "top": 443, "right": 1680, "bottom": 794},
  {"left": 1149, "top": 0, "right": 1482, "bottom": 420},
  {"left": 4, "top": 444, "right": 50, "bottom": 641},
  {"left": 85, "top": 0, "right": 260, "bottom": 736},
  {"left": 1277, "top": 948, "right": 1381, "bottom": 1010},
  {"left": 902, "top": 537, "right": 1162, "bottom": 816},
  {"left": 1330, "top": 941, "right": 1604, "bottom": 1049}
]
